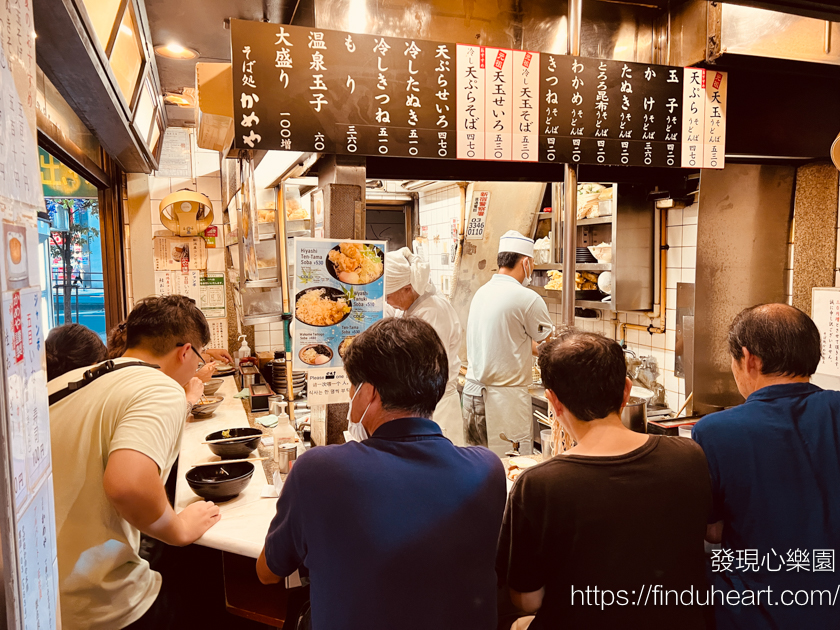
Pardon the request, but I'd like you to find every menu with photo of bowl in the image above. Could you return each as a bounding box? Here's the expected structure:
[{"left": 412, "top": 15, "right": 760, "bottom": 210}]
[{"left": 293, "top": 237, "right": 386, "bottom": 371}]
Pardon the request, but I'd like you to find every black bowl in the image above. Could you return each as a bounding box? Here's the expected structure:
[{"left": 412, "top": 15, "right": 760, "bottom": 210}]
[
  {"left": 294, "top": 286, "right": 352, "bottom": 327},
  {"left": 325, "top": 244, "right": 384, "bottom": 285},
  {"left": 186, "top": 461, "right": 255, "bottom": 502},
  {"left": 205, "top": 427, "right": 262, "bottom": 459}
]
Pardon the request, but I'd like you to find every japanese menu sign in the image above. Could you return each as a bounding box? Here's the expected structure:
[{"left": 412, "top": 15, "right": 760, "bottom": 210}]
[
  {"left": 232, "top": 19, "right": 728, "bottom": 169},
  {"left": 293, "top": 238, "right": 386, "bottom": 371},
  {"left": 466, "top": 190, "right": 490, "bottom": 240},
  {"left": 0, "top": 0, "right": 60, "bottom": 623},
  {"left": 812, "top": 288, "right": 840, "bottom": 377}
]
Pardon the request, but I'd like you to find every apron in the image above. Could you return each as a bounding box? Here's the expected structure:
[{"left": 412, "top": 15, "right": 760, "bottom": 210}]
[
  {"left": 433, "top": 380, "right": 464, "bottom": 446},
  {"left": 484, "top": 384, "right": 533, "bottom": 457}
]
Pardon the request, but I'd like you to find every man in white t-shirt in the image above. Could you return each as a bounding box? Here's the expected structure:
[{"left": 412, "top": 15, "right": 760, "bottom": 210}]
[
  {"left": 49, "top": 295, "right": 221, "bottom": 630},
  {"left": 463, "top": 231, "right": 552, "bottom": 456}
]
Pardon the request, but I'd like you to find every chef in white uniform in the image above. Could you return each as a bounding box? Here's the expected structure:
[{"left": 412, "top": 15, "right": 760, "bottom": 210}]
[
  {"left": 385, "top": 247, "right": 465, "bottom": 445},
  {"left": 463, "top": 230, "right": 552, "bottom": 456}
]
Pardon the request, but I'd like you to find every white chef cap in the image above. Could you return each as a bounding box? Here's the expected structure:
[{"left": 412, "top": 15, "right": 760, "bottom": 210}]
[
  {"left": 385, "top": 247, "right": 431, "bottom": 296},
  {"left": 498, "top": 230, "right": 535, "bottom": 258}
]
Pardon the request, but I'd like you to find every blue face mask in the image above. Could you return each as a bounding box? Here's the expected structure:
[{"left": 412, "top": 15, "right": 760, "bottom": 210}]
[{"left": 347, "top": 384, "right": 371, "bottom": 441}]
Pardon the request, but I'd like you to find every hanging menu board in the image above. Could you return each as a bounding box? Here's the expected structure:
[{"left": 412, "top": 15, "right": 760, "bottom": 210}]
[{"left": 231, "top": 19, "right": 727, "bottom": 168}]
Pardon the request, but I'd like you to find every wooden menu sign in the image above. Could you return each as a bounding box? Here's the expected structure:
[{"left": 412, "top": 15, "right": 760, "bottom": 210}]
[{"left": 231, "top": 19, "right": 727, "bottom": 169}]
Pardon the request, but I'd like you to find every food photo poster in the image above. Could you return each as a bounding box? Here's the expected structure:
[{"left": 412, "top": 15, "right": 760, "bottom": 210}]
[{"left": 293, "top": 238, "right": 386, "bottom": 371}]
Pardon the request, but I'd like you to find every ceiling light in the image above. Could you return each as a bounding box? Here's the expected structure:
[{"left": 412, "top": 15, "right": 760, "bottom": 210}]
[
  {"left": 164, "top": 92, "right": 194, "bottom": 107},
  {"left": 154, "top": 43, "right": 199, "bottom": 60}
]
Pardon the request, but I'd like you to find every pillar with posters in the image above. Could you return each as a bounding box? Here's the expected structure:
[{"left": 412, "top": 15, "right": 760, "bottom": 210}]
[{"left": 0, "top": 1, "right": 60, "bottom": 627}]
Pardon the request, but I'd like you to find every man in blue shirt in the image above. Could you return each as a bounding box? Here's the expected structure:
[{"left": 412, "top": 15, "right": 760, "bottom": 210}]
[
  {"left": 693, "top": 303, "right": 840, "bottom": 629},
  {"left": 257, "top": 317, "right": 506, "bottom": 630}
]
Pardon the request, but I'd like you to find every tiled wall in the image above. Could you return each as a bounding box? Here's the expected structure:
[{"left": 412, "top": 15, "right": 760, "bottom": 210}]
[{"left": 416, "top": 184, "right": 462, "bottom": 294}]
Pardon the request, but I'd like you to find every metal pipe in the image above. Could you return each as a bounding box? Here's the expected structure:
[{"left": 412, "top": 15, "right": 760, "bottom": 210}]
[
  {"left": 276, "top": 184, "right": 296, "bottom": 426},
  {"left": 825, "top": 21, "right": 832, "bottom": 55},
  {"left": 561, "top": 0, "right": 583, "bottom": 326}
]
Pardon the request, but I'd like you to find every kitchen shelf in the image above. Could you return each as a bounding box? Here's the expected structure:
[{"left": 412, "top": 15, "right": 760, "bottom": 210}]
[
  {"left": 242, "top": 311, "right": 285, "bottom": 326},
  {"left": 534, "top": 263, "right": 611, "bottom": 271},
  {"left": 576, "top": 299, "right": 612, "bottom": 310},
  {"left": 575, "top": 216, "right": 613, "bottom": 226},
  {"left": 244, "top": 279, "right": 282, "bottom": 289}
]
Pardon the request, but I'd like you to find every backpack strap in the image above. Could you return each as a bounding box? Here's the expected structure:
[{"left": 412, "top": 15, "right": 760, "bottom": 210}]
[{"left": 48, "top": 360, "right": 160, "bottom": 406}]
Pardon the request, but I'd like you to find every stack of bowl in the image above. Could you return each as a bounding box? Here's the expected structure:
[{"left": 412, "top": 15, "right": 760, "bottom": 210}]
[{"left": 272, "top": 362, "right": 307, "bottom": 397}]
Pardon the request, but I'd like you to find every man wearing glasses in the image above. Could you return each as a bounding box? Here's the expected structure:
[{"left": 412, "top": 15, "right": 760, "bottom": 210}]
[{"left": 49, "top": 295, "right": 222, "bottom": 630}]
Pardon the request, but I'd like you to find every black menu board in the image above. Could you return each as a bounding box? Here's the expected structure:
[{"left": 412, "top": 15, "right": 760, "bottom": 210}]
[
  {"left": 231, "top": 20, "right": 726, "bottom": 169},
  {"left": 232, "top": 20, "right": 455, "bottom": 160},
  {"left": 538, "top": 54, "right": 684, "bottom": 168}
]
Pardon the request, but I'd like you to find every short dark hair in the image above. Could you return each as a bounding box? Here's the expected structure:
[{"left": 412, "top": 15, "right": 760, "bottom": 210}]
[
  {"left": 107, "top": 323, "right": 127, "bottom": 359},
  {"left": 125, "top": 295, "right": 211, "bottom": 357},
  {"left": 728, "top": 303, "right": 821, "bottom": 377},
  {"left": 538, "top": 329, "right": 627, "bottom": 421},
  {"left": 343, "top": 317, "right": 448, "bottom": 418},
  {"left": 497, "top": 251, "right": 525, "bottom": 270},
  {"left": 46, "top": 324, "right": 108, "bottom": 380}
]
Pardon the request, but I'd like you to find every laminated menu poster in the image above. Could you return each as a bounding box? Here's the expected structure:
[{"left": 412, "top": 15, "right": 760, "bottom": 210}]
[{"left": 293, "top": 238, "right": 386, "bottom": 371}]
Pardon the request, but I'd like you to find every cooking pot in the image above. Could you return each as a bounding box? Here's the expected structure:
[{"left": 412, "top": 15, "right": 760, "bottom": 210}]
[{"left": 621, "top": 396, "right": 647, "bottom": 434}]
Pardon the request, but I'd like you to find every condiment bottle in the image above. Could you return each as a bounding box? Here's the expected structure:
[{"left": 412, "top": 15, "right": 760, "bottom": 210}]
[
  {"left": 234, "top": 334, "right": 250, "bottom": 369},
  {"left": 272, "top": 402, "right": 296, "bottom": 463}
]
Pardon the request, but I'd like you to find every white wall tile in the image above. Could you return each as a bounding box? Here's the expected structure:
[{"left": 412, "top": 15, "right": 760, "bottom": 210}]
[
  {"left": 666, "top": 246, "right": 682, "bottom": 269},
  {"left": 682, "top": 204, "right": 698, "bottom": 225},
  {"left": 667, "top": 208, "right": 683, "bottom": 227},
  {"left": 666, "top": 267, "right": 681, "bottom": 289},
  {"left": 682, "top": 246, "right": 697, "bottom": 269},
  {"left": 197, "top": 176, "right": 222, "bottom": 200},
  {"left": 255, "top": 330, "right": 270, "bottom": 348},
  {"left": 682, "top": 268, "right": 696, "bottom": 284},
  {"left": 650, "top": 331, "right": 665, "bottom": 349},
  {"left": 149, "top": 177, "right": 171, "bottom": 198},
  {"left": 682, "top": 224, "right": 698, "bottom": 248},
  {"left": 666, "top": 226, "right": 683, "bottom": 248},
  {"left": 196, "top": 152, "right": 221, "bottom": 177},
  {"left": 170, "top": 177, "right": 196, "bottom": 192}
]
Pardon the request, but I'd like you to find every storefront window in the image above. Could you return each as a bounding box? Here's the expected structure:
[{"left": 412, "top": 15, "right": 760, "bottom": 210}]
[
  {"left": 39, "top": 149, "right": 106, "bottom": 340},
  {"left": 80, "top": 0, "right": 122, "bottom": 51},
  {"left": 108, "top": 6, "right": 143, "bottom": 106}
]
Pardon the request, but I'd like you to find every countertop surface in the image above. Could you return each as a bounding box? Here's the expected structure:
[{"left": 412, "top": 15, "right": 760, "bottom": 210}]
[
  {"left": 174, "top": 377, "right": 279, "bottom": 559},
  {"left": 175, "top": 378, "right": 544, "bottom": 558}
]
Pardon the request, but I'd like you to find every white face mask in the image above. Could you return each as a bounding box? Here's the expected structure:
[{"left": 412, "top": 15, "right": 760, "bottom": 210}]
[
  {"left": 347, "top": 384, "right": 371, "bottom": 441},
  {"left": 521, "top": 258, "right": 532, "bottom": 287}
]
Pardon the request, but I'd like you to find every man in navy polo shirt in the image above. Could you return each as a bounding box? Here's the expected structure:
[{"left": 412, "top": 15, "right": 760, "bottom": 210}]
[
  {"left": 693, "top": 303, "right": 840, "bottom": 629},
  {"left": 257, "top": 317, "right": 506, "bottom": 630}
]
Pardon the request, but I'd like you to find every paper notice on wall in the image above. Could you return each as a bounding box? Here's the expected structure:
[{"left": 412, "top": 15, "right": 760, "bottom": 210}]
[
  {"left": 156, "top": 128, "right": 193, "bottom": 178},
  {"left": 812, "top": 287, "right": 840, "bottom": 377},
  {"left": 153, "top": 236, "right": 207, "bottom": 271},
  {"left": 3, "top": 292, "right": 28, "bottom": 509},
  {"left": 466, "top": 191, "right": 490, "bottom": 240},
  {"left": 306, "top": 367, "right": 351, "bottom": 404},
  {"left": 207, "top": 319, "right": 228, "bottom": 350},
  {"left": 15, "top": 476, "right": 59, "bottom": 630},
  {"left": 200, "top": 273, "right": 226, "bottom": 318}
]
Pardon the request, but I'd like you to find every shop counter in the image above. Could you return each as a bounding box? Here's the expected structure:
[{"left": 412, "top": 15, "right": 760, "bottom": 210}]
[{"left": 173, "top": 376, "right": 278, "bottom": 558}]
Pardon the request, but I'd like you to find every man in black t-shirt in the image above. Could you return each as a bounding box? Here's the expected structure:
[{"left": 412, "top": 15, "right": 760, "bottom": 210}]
[{"left": 497, "top": 330, "right": 712, "bottom": 629}]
